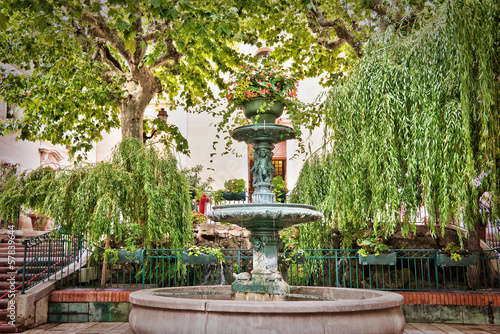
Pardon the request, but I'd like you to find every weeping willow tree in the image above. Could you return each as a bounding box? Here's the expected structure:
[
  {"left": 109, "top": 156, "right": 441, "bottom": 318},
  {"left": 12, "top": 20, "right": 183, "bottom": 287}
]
[
  {"left": 292, "top": 0, "right": 499, "bottom": 249},
  {"left": 0, "top": 138, "right": 192, "bottom": 250},
  {"left": 289, "top": 154, "right": 335, "bottom": 249}
]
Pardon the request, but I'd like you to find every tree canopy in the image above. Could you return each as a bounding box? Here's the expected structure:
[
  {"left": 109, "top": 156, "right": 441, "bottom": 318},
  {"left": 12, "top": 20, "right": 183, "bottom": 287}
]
[
  {"left": 291, "top": 0, "right": 499, "bottom": 247},
  {"left": 0, "top": 0, "right": 257, "bottom": 157},
  {"left": 0, "top": 0, "right": 432, "bottom": 158}
]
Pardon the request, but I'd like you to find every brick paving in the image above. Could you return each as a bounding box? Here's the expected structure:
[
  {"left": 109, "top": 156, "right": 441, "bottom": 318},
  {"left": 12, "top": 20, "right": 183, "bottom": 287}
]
[{"left": 19, "top": 322, "right": 500, "bottom": 334}]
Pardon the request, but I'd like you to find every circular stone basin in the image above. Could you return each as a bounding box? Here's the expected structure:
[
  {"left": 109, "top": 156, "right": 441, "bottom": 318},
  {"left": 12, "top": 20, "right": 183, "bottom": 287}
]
[
  {"left": 206, "top": 203, "right": 323, "bottom": 229},
  {"left": 129, "top": 286, "right": 405, "bottom": 334}
]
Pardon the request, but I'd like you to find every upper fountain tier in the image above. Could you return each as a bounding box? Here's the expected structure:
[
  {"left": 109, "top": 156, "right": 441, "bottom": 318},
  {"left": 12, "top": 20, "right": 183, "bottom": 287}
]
[
  {"left": 230, "top": 123, "right": 296, "bottom": 145},
  {"left": 207, "top": 122, "right": 323, "bottom": 229}
]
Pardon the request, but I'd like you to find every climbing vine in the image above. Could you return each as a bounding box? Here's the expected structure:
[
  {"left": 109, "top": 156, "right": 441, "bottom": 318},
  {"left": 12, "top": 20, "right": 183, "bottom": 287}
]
[{"left": 0, "top": 138, "right": 193, "bottom": 249}]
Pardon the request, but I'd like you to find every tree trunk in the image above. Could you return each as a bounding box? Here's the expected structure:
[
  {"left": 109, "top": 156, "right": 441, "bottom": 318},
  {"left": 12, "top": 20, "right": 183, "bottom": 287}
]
[
  {"left": 119, "top": 75, "right": 161, "bottom": 142},
  {"left": 466, "top": 217, "right": 482, "bottom": 289}
]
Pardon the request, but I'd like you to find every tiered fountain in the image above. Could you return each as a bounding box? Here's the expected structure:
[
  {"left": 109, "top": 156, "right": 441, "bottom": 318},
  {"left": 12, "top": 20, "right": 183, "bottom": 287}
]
[{"left": 129, "top": 108, "right": 405, "bottom": 333}]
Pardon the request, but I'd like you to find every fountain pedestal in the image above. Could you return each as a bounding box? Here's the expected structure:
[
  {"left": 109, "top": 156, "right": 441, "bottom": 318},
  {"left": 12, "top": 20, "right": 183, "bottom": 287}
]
[{"left": 209, "top": 123, "right": 321, "bottom": 298}]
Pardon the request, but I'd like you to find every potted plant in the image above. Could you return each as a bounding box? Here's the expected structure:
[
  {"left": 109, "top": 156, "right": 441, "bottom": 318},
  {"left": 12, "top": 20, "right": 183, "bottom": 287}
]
[
  {"left": 357, "top": 230, "right": 396, "bottom": 266},
  {"left": 436, "top": 242, "right": 477, "bottom": 267},
  {"left": 191, "top": 211, "right": 206, "bottom": 225},
  {"left": 225, "top": 58, "right": 303, "bottom": 124},
  {"left": 222, "top": 178, "right": 246, "bottom": 201},
  {"left": 182, "top": 245, "right": 225, "bottom": 265},
  {"left": 272, "top": 176, "right": 288, "bottom": 203},
  {"left": 278, "top": 227, "right": 305, "bottom": 264},
  {"left": 211, "top": 189, "right": 225, "bottom": 205},
  {"left": 106, "top": 248, "right": 145, "bottom": 264}
]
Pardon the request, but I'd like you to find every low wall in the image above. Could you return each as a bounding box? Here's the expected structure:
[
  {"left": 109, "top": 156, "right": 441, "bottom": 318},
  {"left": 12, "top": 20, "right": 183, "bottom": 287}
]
[
  {"left": 400, "top": 291, "right": 500, "bottom": 325},
  {"left": 46, "top": 289, "right": 500, "bottom": 325}
]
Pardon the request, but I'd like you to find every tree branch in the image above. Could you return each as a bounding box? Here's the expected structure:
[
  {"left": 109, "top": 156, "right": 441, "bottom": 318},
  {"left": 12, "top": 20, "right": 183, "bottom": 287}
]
[
  {"left": 80, "top": 10, "right": 133, "bottom": 65},
  {"left": 150, "top": 40, "right": 182, "bottom": 72},
  {"left": 306, "top": 0, "right": 363, "bottom": 57}
]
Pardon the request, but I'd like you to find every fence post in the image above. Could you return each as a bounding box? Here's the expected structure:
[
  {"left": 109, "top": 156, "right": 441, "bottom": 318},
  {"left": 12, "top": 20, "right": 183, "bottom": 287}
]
[
  {"left": 335, "top": 250, "right": 339, "bottom": 287},
  {"left": 142, "top": 251, "right": 146, "bottom": 289},
  {"left": 21, "top": 240, "right": 27, "bottom": 294},
  {"left": 433, "top": 250, "right": 439, "bottom": 291}
]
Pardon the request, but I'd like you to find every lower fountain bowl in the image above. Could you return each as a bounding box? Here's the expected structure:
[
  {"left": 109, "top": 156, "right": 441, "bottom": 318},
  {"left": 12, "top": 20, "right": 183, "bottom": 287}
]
[{"left": 129, "top": 286, "right": 405, "bottom": 334}]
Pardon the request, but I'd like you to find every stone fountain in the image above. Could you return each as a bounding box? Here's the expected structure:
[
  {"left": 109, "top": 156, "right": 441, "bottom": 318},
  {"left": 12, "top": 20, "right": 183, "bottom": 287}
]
[{"left": 129, "top": 118, "right": 405, "bottom": 333}]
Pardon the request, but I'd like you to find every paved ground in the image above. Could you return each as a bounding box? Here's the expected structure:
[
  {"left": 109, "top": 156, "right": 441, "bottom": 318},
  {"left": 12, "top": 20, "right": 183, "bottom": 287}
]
[{"left": 21, "top": 322, "right": 500, "bottom": 334}]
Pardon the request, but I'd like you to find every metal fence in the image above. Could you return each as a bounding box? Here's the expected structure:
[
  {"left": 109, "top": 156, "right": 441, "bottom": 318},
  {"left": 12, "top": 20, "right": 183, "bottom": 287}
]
[
  {"left": 17, "top": 231, "right": 83, "bottom": 293},
  {"left": 17, "top": 231, "right": 500, "bottom": 293}
]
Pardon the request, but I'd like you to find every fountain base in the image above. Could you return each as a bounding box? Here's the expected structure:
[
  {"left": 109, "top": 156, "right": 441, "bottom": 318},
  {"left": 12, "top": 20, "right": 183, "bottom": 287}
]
[
  {"left": 232, "top": 275, "right": 289, "bottom": 301},
  {"left": 129, "top": 286, "right": 405, "bottom": 334}
]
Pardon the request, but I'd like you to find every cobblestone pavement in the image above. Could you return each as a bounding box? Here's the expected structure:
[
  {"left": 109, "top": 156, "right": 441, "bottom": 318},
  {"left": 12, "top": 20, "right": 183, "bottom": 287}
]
[{"left": 21, "top": 322, "right": 500, "bottom": 334}]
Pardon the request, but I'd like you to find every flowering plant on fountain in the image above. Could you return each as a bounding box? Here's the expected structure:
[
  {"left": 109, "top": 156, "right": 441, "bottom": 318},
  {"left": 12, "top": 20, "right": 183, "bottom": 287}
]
[
  {"left": 226, "top": 58, "right": 302, "bottom": 106},
  {"left": 224, "top": 57, "right": 304, "bottom": 124}
]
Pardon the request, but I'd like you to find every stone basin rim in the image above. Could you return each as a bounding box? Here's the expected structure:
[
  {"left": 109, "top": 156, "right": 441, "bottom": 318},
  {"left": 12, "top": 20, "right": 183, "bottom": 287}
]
[
  {"left": 211, "top": 203, "right": 318, "bottom": 210},
  {"left": 129, "top": 286, "right": 404, "bottom": 313}
]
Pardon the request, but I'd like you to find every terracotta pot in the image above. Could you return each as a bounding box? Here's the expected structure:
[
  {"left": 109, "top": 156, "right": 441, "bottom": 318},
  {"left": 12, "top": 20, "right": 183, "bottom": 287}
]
[{"left": 18, "top": 213, "right": 33, "bottom": 231}]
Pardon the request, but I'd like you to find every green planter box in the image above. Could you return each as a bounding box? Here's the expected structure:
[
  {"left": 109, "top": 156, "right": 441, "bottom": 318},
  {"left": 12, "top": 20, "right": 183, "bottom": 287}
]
[
  {"left": 108, "top": 249, "right": 145, "bottom": 263},
  {"left": 182, "top": 252, "right": 218, "bottom": 265},
  {"left": 189, "top": 189, "right": 197, "bottom": 199},
  {"left": 222, "top": 192, "right": 246, "bottom": 201},
  {"left": 359, "top": 252, "right": 397, "bottom": 266},
  {"left": 276, "top": 191, "right": 287, "bottom": 203},
  {"left": 436, "top": 253, "right": 477, "bottom": 267},
  {"left": 278, "top": 250, "right": 305, "bottom": 265}
]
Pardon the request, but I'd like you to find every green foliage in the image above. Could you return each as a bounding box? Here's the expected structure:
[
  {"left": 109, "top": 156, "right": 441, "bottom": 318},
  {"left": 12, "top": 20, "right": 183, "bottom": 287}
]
[
  {"left": 357, "top": 230, "right": 389, "bottom": 257},
  {"left": 191, "top": 211, "right": 206, "bottom": 225},
  {"left": 0, "top": 138, "right": 193, "bottom": 249},
  {"left": 0, "top": 0, "right": 261, "bottom": 157},
  {"left": 223, "top": 178, "right": 246, "bottom": 193},
  {"left": 0, "top": 160, "right": 19, "bottom": 195},
  {"left": 181, "top": 164, "right": 214, "bottom": 195},
  {"left": 278, "top": 226, "right": 299, "bottom": 251},
  {"left": 272, "top": 175, "right": 287, "bottom": 194},
  {"left": 225, "top": 58, "right": 302, "bottom": 105},
  {"left": 211, "top": 189, "right": 225, "bottom": 205},
  {"left": 289, "top": 154, "right": 335, "bottom": 249},
  {"left": 298, "top": 0, "right": 499, "bottom": 244},
  {"left": 442, "top": 242, "right": 463, "bottom": 262},
  {"left": 186, "top": 245, "right": 225, "bottom": 264}
]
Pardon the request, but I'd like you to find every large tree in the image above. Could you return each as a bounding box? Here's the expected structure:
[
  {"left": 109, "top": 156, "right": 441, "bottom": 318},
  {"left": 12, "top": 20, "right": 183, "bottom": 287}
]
[
  {"left": 291, "top": 0, "right": 499, "bottom": 252},
  {"left": 0, "top": 0, "right": 433, "bottom": 158},
  {"left": 0, "top": 0, "right": 257, "bottom": 156}
]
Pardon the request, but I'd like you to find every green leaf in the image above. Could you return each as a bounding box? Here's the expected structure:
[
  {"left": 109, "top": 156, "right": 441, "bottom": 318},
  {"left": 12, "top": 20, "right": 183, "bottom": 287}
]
[
  {"left": 151, "top": 0, "right": 162, "bottom": 8},
  {"left": 0, "top": 13, "right": 8, "bottom": 30},
  {"left": 112, "top": 21, "right": 129, "bottom": 32}
]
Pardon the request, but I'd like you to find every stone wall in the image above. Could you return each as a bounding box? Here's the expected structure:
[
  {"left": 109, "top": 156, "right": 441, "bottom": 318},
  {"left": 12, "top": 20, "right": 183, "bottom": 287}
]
[{"left": 192, "top": 223, "right": 252, "bottom": 249}]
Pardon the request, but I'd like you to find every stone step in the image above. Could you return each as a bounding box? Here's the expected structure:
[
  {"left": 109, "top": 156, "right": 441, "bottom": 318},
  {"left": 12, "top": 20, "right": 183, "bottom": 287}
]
[
  {"left": 0, "top": 274, "right": 30, "bottom": 281},
  {"left": 0, "top": 267, "right": 20, "bottom": 274},
  {"left": 0, "top": 291, "right": 21, "bottom": 300},
  {"left": 0, "top": 322, "right": 18, "bottom": 333},
  {"left": 0, "top": 239, "right": 24, "bottom": 244},
  {"left": 0, "top": 282, "right": 21, "bottom": 290}
]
